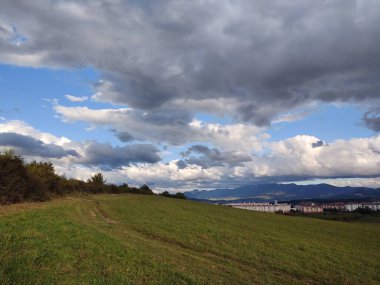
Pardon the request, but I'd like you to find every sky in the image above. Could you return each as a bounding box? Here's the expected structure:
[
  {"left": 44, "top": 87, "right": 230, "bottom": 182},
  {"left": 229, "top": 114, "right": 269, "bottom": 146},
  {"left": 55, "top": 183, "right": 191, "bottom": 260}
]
[{"left": 1, "top": 0, "right": 380, "bottom": 191}]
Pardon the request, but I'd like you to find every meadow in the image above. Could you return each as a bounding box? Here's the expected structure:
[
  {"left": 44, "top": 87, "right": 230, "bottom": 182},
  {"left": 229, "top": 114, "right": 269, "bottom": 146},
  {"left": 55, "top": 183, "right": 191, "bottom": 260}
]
[{"left": 0, "top": 194, "right": 379, "bottom": 284}]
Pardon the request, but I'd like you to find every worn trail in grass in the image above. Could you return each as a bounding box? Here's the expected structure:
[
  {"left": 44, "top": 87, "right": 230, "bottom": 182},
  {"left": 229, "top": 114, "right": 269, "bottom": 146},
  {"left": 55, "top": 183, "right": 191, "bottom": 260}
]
[{"left": 0, "top": 194, "right": 379, "bottom": 284}]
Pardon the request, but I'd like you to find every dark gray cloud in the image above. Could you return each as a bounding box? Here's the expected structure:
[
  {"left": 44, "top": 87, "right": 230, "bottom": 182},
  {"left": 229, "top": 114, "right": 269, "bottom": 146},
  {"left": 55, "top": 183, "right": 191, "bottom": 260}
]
[
  {"left": 176, "top": 159, "right": 187, "bottom": 169},
  {"left": 363, "top": 107, "right": 380, "bottom": 132},
  {"left": 79, "top": 142, "right": 160, "bottom": 168},
  {"left": 0, "top": 132, "right": 79, "bottom": 158},
  {"left": 181, "top": 144, "right": 252, "bottom": 168},
  {"left": 1, "top": 1, "right": 380, "bottom": 125},
  {"left": 112, "top": 130, "right": 135, "bottom": 143},
  {"left": 183, "top": 145, "right": 211, "bottom": 156},
  {"left": 312, "top": 140, "right": 325, "bottom": 148}
]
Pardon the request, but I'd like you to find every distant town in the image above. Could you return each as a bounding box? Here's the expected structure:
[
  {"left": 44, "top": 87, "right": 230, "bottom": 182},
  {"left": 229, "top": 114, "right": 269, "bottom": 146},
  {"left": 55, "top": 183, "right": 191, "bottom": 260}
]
[{"left": 226, "top": 200, "right": 380, "bottom": 214}]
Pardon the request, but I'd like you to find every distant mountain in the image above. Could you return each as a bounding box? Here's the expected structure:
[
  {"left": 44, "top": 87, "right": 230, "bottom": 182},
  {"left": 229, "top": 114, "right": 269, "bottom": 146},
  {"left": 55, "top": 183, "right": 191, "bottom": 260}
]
[{"left": 185, "top": 183, "right": 380, "bottom": 201}]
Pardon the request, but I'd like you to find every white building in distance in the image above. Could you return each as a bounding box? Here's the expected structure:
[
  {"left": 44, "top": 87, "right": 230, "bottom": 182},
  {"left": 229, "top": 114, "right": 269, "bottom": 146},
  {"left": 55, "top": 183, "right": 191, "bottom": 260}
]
[{"left": 227, "top": 201, "right": 291, "bottom": 213}]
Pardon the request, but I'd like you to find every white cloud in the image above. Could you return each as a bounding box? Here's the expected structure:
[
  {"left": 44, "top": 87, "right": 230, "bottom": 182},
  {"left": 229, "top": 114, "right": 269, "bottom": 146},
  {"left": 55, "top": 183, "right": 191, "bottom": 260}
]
[
  {"left": 53, "top": 104, "right": 265, "bottom": 150},
  {"left": 111, "top": 135, "right": 380, "bottom": 190},
  {"left": 1, "top": 118, "right": 380, "bottom": 190},
  {"left": 241, "top": 135, "right": 380, "bottom": 178},
  {"left": 0, "top": 119, "right": 71, "bottom": 145},
  {"left": 50, "top": 104, "right": 380, "bottom": 188},
  {"left": 64, "top": 94, "right": 88, "bottom": 102},
  {"left": 0, "top": 119, "right": 161, "bottom": 167},
  {"left": 1, "top": 1, "right": 380, "bottom": 190}
]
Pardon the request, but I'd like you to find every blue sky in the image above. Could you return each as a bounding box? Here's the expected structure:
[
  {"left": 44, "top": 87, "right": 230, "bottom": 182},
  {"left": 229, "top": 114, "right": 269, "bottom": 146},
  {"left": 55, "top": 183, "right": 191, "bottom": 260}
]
[
  {"left": 1, "top": 1, "right": 380, "bottom": 191},
  {"left": 269, "top": 104, "right": 374, "bottom": 143},
  {"left": 0, "top": 65, "right": 99, "bottom": 139},
  {"left": 0, "top": 64, "right": 374, "bottom": 148}
]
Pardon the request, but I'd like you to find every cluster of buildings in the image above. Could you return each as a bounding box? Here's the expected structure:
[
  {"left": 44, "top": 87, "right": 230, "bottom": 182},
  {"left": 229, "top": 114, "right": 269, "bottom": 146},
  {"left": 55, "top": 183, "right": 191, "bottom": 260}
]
[
  {"left": 227, "top": 201, "right": 291, "bottom": 213},
  {"left": 295, "top": 201, "right": 380, "bottom": 213},
  {"left": 226, "top": 200, "right": 380, "bottom": 214}
]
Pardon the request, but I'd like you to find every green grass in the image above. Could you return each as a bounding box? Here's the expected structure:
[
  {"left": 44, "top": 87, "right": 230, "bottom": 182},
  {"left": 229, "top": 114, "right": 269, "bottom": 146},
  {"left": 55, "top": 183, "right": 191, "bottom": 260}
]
[
  {"left": 289, "top": 211, "right": 380, "bottom": 223},
  {"left": 0, "top": 194, "right": 379, "bottom": 284}
]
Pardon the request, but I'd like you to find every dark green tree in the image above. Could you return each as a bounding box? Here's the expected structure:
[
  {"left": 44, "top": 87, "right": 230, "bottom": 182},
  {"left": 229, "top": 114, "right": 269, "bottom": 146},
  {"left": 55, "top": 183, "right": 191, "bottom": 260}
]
[
  {"left": 174, "top": 192, "right": 186, "bottom": 199},
  {"left": 160, "top": 190, "right": 186, "bottom": 199},
  {"left": 0, "top": 150, "right": 33, "bottom": 203},
  {"left": 88, "top": 173, "right": 106, "bottom": 185},
  {"left": 139, "top": 184, "right": 154, "bottom": 195},
  {"left": 26, "top": 161, "right": 61, "bottom": 198},
  {"left": 87, "top": 173, "right": 106, "bottom": 193}
]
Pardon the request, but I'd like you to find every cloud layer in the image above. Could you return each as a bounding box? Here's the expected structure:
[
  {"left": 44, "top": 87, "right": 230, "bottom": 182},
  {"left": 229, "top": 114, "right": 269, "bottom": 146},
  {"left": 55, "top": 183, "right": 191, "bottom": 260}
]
[
  {"left": 1, "top": 119, "right": 379, "bottom": 190},
  {"left": 1, "top": 1, "right": 380, "bottom": 190},
  {"left": 1, "top": 0, "right": 380, "bottom": 126},
  {"left": 0, "top": 120, "right": 161, "bottom": 168}
]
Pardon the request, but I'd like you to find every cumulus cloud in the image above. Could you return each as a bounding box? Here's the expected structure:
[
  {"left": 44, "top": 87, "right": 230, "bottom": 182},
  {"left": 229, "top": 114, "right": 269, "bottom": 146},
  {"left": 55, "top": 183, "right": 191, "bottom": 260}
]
[
  {"left": 1, "top": 1, "right": 380, "bottom": 190},
  {"left": 112, "top": 136, "right": 380, "bottom": 190},
  {"left": 242, "top": 135, "right": 380, "bottom": 178},
  {"left": 0, "top": 132, "right": 78, "bottom": 158},
  {"left": 0, "top": 119, "right": 71, "bottom": 145},
  {"left": 85, "top": 135, "right": 380, "bottom": 190},
  {"left": 78, "top": 141, "right": 161, "bottom": 168},
  {"left": 51, "top": 103, "right": 380, "bottom": 187},
  {"left": 1, "top": 118, "right": 379, "bottom": 190},
  {"left": 119, "top": 160, "right": 227, "bottom": 190},
  {"left": 53, "top": 104, "right": 265, "bottom": 150},
  {"left": 0, "top": 0, "right": 380, "bottom": 125},
  {"left": 181, "top": 144, "right": 252, "bottom": 168},
  {"left": 0, "top": 119, "right": 160, "bottom": 168}
]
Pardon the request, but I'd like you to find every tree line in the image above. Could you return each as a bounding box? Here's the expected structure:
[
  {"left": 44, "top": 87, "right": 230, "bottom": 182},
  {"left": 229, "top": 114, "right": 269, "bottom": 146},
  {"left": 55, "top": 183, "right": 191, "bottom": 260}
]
[{"left": 0, "top": 150, "right": 185, "bottom": 205}]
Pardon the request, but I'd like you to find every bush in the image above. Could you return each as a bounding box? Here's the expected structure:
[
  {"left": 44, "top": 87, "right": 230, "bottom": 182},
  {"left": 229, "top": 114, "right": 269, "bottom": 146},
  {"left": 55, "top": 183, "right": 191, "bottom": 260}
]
[
  {"left": 88, "top": 173, "right": 106, "bottom": 185},
  {"left": 116, "top": 183, "right": 154, "bottom": 195},
  {"left": 160, "top": 191, "right": 186, "bottom": 200},
  {"left": 87, "top": 173, "right": 107, "bottom": 193},
  {"left": 174, "top": 192, "right": 186, "bottom": 199},
  {"left": 139, "top": 184, "right": 154, "bottom": 195},
  {"left": 26, "top": 161, "right": 61, "bottom": 199},
  {"left": 0, "top": 150, "right": 156, "bottom": 204},
  {"left": 0, "top": 150, "right": 34, "bottom": 204}
]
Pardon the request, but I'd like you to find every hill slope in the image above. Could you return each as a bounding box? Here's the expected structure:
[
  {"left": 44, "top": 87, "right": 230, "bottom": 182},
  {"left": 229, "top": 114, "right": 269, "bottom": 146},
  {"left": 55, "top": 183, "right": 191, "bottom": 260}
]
[
  {"left": 185, "top": 183, "right": 380, "bottom": 201},
  {"left": 0, "top": 194, "right": 379, "bottom": 284}
]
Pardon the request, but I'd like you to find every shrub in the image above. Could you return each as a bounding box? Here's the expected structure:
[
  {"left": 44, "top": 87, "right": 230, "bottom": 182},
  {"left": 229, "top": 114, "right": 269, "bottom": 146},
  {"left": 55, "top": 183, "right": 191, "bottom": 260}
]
[
  {"left": 88, "top": 173, "right": 106, "bottom": 185},
  {"left": 160, "top": 191, "right": 186, "bottom": 200},
  {"left": 0, "top": 150, "right": 34, "bottom": 204},
  {"left": 174, "top": 192, "right": 186, "bottom": 199},
  {"left": 87, "top": 173, "right": 107, "bottom": 193},
  {"left": 139, "top": 184, "right": 154, "bottom": 195},
  {"left": 26, "top": 161, "right": 61, "bottom": 199},
  {"left": 0, "top": 150, "right": 156, "bottom": 204}
]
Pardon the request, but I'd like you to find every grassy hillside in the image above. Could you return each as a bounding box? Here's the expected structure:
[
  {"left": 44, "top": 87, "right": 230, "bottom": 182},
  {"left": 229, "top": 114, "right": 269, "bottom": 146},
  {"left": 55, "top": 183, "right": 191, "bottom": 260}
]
[{"left": 0, "top": 195, "right": 379, "bottom": 284}]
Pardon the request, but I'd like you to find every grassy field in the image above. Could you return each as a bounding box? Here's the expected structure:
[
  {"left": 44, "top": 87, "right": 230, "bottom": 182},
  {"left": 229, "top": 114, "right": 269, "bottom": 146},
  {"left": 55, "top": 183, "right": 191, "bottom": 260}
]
[
  {"left": 0, "top": 194, "right": 379, "bottom": 284},
  {"left": 288, "top": 211, "right": 380, "bottom": 223}
]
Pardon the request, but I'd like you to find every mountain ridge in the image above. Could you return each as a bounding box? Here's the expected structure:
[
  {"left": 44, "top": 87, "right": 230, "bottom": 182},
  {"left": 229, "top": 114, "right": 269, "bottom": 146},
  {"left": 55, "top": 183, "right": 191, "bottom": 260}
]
[{"left": 185, "top": 183, "right": 380, "bottom": 201}]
